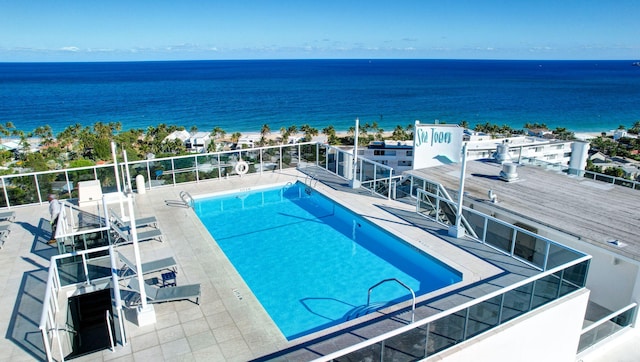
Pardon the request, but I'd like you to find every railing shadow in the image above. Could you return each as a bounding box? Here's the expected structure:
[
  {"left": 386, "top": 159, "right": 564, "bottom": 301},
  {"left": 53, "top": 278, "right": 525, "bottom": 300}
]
[
  {"left": 28, "top": 218, "right": 60, "bottom": 262},
  {"left": 4, "top": 257, "right": 49, "bottom": 361}
]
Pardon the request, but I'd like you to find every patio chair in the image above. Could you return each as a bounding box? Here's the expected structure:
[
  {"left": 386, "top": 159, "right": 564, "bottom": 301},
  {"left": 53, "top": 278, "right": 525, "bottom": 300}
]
[
  {"left": 117, "top": 251, "right": 177, "bottom": 277},
  {"left": 0, "top": 210, "right": 16, "bottom": 222},
  {"left": 0, "top": 222, "right": 11, "bottom": 235},
  {"left": 112, "top": 223, "right": 163, "bottom": 244},
  {"left": 126, "top": 277, "right": 200, "bottom": 305},
  {"left": 110, "top": 209, "right": 158, "bottom": 229}
]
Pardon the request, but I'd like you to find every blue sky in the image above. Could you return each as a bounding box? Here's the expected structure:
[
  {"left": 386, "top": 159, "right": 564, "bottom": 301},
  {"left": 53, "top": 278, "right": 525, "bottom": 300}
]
[{"left": 1, "top": 0, "right": 638, "bottom": 62}]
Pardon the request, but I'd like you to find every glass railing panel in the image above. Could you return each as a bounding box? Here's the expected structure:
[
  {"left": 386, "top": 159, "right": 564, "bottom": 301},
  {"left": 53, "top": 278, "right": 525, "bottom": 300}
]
[
  {"left": 7, "top": 174, "right": 40, "bottom": 206},
  {"left": 561, "top": 259, "right": 589, "bottom": 291},
  {"left": 38, "top": 172, "right": 67, "bottom": 200},
  {"left": 149, "top": 158, "right": 174, "bottom": 186},
  {"left": 326, "top": 148, "right": 338, "bottom": 174},
  {"left": 462, "top": 209, "right": 486, "bottom": 242},
  {"left": 383, "top": 326, "right": 428, "bottom": 361},
  {"left": 260, "top": 148, "right": 280, "bottom": 171},
  {"left": 85, "top": 249, "right": 112, "bottom": 281},
  {"left": 500, "top": 284, "right": 533, "bottom": 323},
  {"left": 337, "top": 151, "right": 348, "bottom": 178},
  {"left": 196, "top": 155, "right": 222, "bottom": 180},
  {"left": 466, "top": 296, "right": 501, "bottom": 339},
  {"left": 360, "top": 161, "right": 375, "bottom": 182},
  {"left": 56, "top": 255, "right": 86, "bottom": 286},
  {"left": 94, "top": 166, "right": 117, "bottom": 193},
  {"left": 485, "top": 219, "right": 513, "bottom": 253},
  {"left": 531, "top": 274, "right": 560, "bottom": 309},
  {"left": 280, "top": 145, "right": 298, "bottom": 169},
  {"left": 546, "top": 243, "right": 583, "bottom": 270},
  {"left": 336, "top": 342, "right": 381, "bottom": 362},
  {"left": 427, "top": 311, "right": 465, "bottom": 355},
  {"left": 578, "top": 318, "right": 628, "bottom": 352}
]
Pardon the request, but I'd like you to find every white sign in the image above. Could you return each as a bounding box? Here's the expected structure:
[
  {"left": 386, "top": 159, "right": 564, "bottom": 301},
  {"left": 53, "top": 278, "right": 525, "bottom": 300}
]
[{"left": 412, "top": 122, "right": 463, "bottom": 169}]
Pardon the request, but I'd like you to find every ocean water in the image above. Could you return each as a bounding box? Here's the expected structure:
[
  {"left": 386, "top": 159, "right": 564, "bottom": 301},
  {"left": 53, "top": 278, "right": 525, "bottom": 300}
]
[{"left": 0, "top": 59, "right": 639, "bottom": 135}]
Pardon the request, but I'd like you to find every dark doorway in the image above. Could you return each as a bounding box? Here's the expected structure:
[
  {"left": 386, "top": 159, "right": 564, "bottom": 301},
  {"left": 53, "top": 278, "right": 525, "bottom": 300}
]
[{"left": 66, "top": 288, "right": 114, "bottom": 359}]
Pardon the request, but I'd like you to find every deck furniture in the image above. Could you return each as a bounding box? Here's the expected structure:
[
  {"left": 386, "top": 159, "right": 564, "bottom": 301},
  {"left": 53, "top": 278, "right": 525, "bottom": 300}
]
[
  {"left": 126, "top": 277, "right": 200, "bottom": 305},
  {"left": 110, "top": 209, "right": 158, "bottom": 229},
  {"left": 111, "top": 223, "right": 163, "bottom": 244},
  {"left": 117, "top": 251, "right": 176, "bottom": 276},
  {"left": 0, "top": 211, "right": 16, "bottom": 222}
]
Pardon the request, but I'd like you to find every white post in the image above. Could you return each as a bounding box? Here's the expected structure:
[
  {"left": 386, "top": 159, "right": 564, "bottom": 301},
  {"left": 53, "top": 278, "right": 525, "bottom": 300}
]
[
  {"left": 111, "top": 142, "right": 126, "bottom": 218},
  {"left": 448, "top": 143, "right": 468, "bottom": 238},
  {"left": 109, "top": 245, "right": 126, "bottom": 345},
  {"left": 123, "top": 149, "right": 132, "bottom": 194},
  {"left": 349, "top": 118, "right": 361, "bottom": 189},
  {"left": 127, "top": 194, "right": 156, "bottom": 326}
]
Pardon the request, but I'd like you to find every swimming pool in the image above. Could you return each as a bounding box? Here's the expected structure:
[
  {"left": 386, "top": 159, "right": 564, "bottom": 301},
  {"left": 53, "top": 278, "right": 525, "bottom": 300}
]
[{"left": 194, "top": 182, "right": 462, "bottom": 340}]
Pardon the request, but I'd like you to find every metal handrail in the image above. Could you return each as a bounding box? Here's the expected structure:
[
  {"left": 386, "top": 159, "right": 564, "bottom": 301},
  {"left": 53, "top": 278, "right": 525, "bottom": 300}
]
[
  {"left": 106, "top": 310, "right": 115, "bottom": 352},
  {"left": 368, "top": 278, "right": 416, "bottom": 323},
  {"left": 179, "top": 191, "right": 194, "bottom": 208}
]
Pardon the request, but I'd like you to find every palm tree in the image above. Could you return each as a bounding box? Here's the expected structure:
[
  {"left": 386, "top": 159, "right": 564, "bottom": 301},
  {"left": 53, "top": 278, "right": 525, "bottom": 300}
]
[
  {"left": 231, "top": 132, "right": 242, "bottom": 143},
  {"left": 322, "top": 125, "right": 338, "bottom": 144},
  {"left": 259, "top": 124, "right": 271, "bottom": 146},
  {"left": 300, "top": 124, "right": 318, "bottom": 142}
]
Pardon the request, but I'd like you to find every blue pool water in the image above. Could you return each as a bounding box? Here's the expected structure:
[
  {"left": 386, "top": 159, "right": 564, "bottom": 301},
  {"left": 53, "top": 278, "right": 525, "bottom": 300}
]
[{"left": 194, "top": 182, "right": 462, "bottom": 339}]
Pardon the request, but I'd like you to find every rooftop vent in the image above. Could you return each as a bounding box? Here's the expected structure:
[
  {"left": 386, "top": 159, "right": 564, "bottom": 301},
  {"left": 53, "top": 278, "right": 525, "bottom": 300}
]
[
  {"left": 493, "top": 142, "right": 512, "bottom": 163},
  {"left": 499, "top": 162, "right": 518, "bottom": 182}
]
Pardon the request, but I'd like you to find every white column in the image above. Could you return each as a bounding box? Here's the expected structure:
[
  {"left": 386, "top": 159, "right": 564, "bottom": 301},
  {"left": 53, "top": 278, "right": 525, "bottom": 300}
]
[
  {"left": 349, "top": 118, "right": 361, "bottom": 189},
  {"left": 448, "top": 143, "right": 468, "bottom": 238},
  {"left": 127, "top": 194, "right": 156, "bottom": 326},
  {"left": 111, "top": 142, "right": 126, "bottom": 218}
]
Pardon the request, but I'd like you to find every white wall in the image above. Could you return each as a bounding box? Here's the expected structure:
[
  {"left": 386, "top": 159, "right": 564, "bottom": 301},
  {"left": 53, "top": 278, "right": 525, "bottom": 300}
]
[{"left": 428, "top": 289, "right": 590, "bottom": 362}]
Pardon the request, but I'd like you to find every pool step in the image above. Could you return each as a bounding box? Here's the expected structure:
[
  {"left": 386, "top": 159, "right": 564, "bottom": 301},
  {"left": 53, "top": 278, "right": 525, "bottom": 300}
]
[{"left": 344, "top": 301, "right": 390, "bottom": 321}]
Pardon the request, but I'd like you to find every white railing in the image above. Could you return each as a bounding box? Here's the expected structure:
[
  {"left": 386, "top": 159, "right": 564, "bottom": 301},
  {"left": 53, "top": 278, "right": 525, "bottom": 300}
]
[
  {"left": 39, "top": 245, "right": 112, "bottom": 362},
  {"left": 415, "top": 182, "right": 586, "bottom": 272},
  {"left": 577, "top": 302, "right": 638, "bottom": 355},
  {"left": 311, "top": 253, "right": 591, "bottom": 362},
  {"left": 315, "top": 144, "right": 396, "bottom": 199},
  {"left": 0, "top": 142, "right": 320, "bottom": 209}
]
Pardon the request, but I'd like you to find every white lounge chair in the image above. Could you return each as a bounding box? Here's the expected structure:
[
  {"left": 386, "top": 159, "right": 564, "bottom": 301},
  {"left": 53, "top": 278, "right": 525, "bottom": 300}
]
[
  {"left": 118, "top": 251, "right": 177, "bottom": 276},
  {"left": 125, "top": 277, "right": 200, "bottom": 306},
  {"left": 110, "top": 209, "right": 158, "bottom": 229},
  {"left": 0, "top": 211, "right": 16, "bottom": 222}
]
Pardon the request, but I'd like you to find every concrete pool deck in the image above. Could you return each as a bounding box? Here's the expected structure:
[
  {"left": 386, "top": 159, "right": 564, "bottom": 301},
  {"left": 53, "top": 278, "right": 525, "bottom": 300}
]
[{"left": 2, "top": 167, "right": 544, "bottom": 361}]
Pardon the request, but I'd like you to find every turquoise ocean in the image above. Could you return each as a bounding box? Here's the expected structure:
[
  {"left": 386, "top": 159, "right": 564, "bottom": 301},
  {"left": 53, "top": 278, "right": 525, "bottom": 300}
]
[{"left": 0, "top": 59, "right": 639, "bottom": 135}]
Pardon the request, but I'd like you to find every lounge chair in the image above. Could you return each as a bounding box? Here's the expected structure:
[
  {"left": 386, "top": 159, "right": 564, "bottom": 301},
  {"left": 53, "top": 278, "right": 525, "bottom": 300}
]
[
  {"left": 126, "top": 277, "right": 200, "bottom": 305},
  {"left": 0, "top": 210, "right": 15, "bottom": 222},
  {"left": 110, "top": 209, "right": 158, "bottom": 229},
  {"left": 118, "top": 251, "right": 177, "bottom": 276},
  {"left": 0, "top": 222, "right": 11, "bottom": 234},
  {"left": 111, "top": 223, "right": 163, "bottom": 244}
]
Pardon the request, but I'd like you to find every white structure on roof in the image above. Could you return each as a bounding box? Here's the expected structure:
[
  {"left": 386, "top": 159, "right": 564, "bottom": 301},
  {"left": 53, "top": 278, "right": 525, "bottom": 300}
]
[{"left": 358, "top": 132, "right": 576, "bottom": 174}]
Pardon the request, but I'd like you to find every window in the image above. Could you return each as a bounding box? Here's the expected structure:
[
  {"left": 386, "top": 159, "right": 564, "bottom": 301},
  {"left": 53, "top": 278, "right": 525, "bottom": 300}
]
[
  {"left": 374, "top": 150, "right": 385, "bottom": 156},
  {"left": 406, "top": 150, "right": 413, "bottom": 157}
]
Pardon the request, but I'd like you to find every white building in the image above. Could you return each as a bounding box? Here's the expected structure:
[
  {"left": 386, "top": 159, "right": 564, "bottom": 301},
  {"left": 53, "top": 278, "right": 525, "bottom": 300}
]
[
  {"left": 185, "top": 132, "right": 211, "bottom": 153},
  {"left": 357, "top": 134, "right": 575, "bottom": 174}
]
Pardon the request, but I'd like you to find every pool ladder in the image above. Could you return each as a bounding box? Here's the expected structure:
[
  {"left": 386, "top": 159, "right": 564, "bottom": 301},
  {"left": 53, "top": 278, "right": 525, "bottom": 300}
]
[
  {"left": 304, "top": 174, "right": 318, "bottom": 194},
  {"left": 367, "top": 278, "right": 415, "bottom": 323},
  {"left": 179, "top": 191, "right": 195, "bottom": 208}
]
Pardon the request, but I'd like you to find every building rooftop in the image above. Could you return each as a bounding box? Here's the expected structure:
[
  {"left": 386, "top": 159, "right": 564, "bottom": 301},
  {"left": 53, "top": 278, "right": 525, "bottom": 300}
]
[
  {"left": 409, "top": 159, "right": 640, "bottom": 261},
  {"left": 0, "top": 165, "right": 635, "bottom": 361}
]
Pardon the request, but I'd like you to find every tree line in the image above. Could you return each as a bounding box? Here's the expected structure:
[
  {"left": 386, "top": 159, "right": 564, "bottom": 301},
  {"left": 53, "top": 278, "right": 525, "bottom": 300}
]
[{"left": 2, "top": 119, "right": 640, "bottom": 174}]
